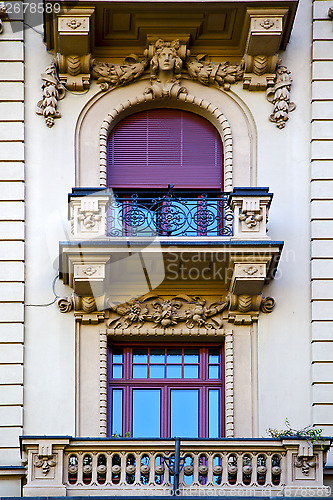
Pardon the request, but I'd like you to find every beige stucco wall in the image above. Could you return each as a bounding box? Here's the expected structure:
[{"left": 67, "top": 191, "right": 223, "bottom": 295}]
[
  {"left": 311, "top": 0, "right": 333, "bottom": 462},
  {"left": 23, "top": 1, "right": 312, "bottom": 435},
  {"left": 1, "top": 0, "right": 327, "bottom": 493},
  {"left": 0, "top": 9, "right": 24, "bottom": 496}
]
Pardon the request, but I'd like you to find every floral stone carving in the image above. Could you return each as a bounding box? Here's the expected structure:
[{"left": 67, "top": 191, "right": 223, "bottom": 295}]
[
  {"left": 34, "top": 455, "right": 57, "bottom": 475},
  {"left": 266, "top": 66, "right": 296, "bottom": 129},
  {"left": 107, "top": 294, "right": 229, "bottom": 330},
  {"left": 36, "top": 64, "right": 66, "bottom": 127},
  {"left": 186, "top": 55, "right": 244, "bottom": 90},
  {"left": 37, "top": 38, "right": 295, "bottom": 128},
  {"left": 93, "top": 54, "right": 149, "bottom": 91}
]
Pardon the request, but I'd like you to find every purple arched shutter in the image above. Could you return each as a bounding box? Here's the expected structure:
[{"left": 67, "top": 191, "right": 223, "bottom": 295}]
[{"left": 107, "top": 109, "right": 223, "bottom": 189}]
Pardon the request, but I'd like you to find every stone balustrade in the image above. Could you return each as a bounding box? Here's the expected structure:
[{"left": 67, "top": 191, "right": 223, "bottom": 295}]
[{"left": 21, "top": 437, "right": 331, "bottom": 497}]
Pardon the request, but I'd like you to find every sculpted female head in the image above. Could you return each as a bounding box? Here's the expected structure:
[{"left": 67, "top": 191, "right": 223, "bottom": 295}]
[{"left": 150, "top": 40, "right": 183, "bottom": 81}]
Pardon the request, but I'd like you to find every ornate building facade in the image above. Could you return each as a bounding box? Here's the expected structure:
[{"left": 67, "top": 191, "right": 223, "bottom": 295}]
[{"left": 0, "top": 0, "right": 333, "bottom": 496}]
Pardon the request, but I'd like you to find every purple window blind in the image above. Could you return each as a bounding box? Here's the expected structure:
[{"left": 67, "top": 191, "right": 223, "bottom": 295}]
[{"left": 107, "top": 109, "right": 223, "bottom": 189}]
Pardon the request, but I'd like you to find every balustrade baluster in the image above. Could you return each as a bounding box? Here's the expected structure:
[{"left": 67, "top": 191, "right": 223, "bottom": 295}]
[
  {"left": 236, "top": 453, "right": 243, "bottom": 485},
  {"left": 91, "top": 453, "right": 98, "bottom": 485},
  {"left": 77, "top": 453, "right": 84, "bottom": 486},
  {"left": 106, "top": 453, "right": 112, "bottom": 485},
  {"left": 221, "top": 453, "right": 228, "bottom": 486}
]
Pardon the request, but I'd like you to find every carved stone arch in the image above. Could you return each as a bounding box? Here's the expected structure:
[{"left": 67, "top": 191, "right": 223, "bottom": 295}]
[
  {"left": 99, "top": 93, "right": 233, "bottom": 191},
  {"left": 75, "top": 79, "right": 257, "bottom": 188}
]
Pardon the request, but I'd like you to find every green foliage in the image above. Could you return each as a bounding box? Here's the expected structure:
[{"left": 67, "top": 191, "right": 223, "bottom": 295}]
[
  {"left": 111, "top": 432, "right": 131, "bottom": 438},
  {"left": 267, "top": 418, "right": 324, "bottom": 447}
]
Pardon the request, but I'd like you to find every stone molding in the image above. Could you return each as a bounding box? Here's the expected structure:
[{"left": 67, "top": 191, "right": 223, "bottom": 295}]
[
  {"left": 58, "top": 291, "right": 276, "bottom": 328},
  {"left": 37, "top": 35, "right": 295, "bottom": 129},
  {"left": 99, "top": 91, "right": 233, "bottom": 191},
  {"left": 224, "top": 330, "right": 234, "bottom": 438}
]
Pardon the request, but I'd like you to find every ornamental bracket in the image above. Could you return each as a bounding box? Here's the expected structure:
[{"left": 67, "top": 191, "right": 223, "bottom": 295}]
[
  {"left": 54, "top": 8, "right": 95, "bottom": 91},
  {"left": 242, "top": 8, "right": 288, "bottom": 91}
]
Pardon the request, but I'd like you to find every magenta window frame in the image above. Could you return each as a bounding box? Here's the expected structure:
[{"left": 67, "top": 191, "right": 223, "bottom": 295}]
[{"left": 107, "top": 344, "right": 225, "bottom": 438}]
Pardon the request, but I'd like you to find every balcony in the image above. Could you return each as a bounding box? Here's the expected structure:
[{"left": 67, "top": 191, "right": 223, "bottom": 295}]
[
  {"left": 58, "top": 187, "right": 283, "bottom": 324},
  {"left": 21, "top": 436, "right": 331, "bottom": 497}
]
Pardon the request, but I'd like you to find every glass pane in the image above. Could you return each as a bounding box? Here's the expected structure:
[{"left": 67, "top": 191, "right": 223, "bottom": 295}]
[
  {"left": 133, "top": 365, "right": 148, "bottom": 378},
  {"left": 208, "top": 390, "right": 219, "bottom": 438},
  {"left": 150, "top": 365, "right": 165, "bottom": 378},
  {"left": 209, "top": 365, "right": 219, "bottom": 379},
  {"left": 209, "top": 349, "right": 219, "bottom": 363},
  {"left": 112, "top": 364, "right": 123, "bottom": 379},
  {"left": 112, "top": 389, "right": 123, "bottom": 436},
  {"left": 171, "top": 390, "right": 198, "bottom": 437},
  {"left": 167, "top": 349, "right": 182, "bottom": 364},
  {"left": 112, "top": 349, "right": 123, "bottom": 363},
  {"left": 133, "top": 389, "right": 160, "bottom": 438},
  {"left": 167, "top": 365, "right": 182, "bottom": 379},
  {"left": 184, "top": 365, "right": 199, "bottom": 379},
  {"left": 184, "top": 349, "right": 199, "bottom": 363},
  {"left": 150, "top": 349, "right": 165, "bottom": 363},
  {"left": 133, "top": 349, "right": 148, "bottom": 363}
]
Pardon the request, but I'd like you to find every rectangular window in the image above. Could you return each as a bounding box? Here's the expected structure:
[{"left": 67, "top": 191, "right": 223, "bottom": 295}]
[{"left": 108, "top": 345, "right": 224, "bottom": 438}]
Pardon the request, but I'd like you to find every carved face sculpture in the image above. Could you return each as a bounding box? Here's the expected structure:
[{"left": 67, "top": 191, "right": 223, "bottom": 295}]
[{"left": 157, "top": 48, "right": 176, "bottom": 71}]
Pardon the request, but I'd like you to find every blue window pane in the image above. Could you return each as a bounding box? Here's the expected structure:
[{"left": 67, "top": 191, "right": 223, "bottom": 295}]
[
  {"left": 150, "top": 349, "right": 165, "bottom": 363},
  {"left": 133, "top": 349, "right": 148, "bottom": 363},
  {"left": 184, "top": 349, "right": 199, "bottom": 363},
  {"left": 167, "top": 349, "right": 182, "bottom": 363},
  {"left": 209, "top": 349, "right": 219, "bottom": 363},
  {"left": 150, "top": 365, "right": 165, "bottom": 378},
  {"left": 184, "top": 365, "right": 199, "bottom": 379},
  {"left": 112, "top": 389, "right": 123, "bottom": 436},
  {"left": 167, "top": 365, "right": 182, "bottom": 378},
  {"left": 112, "top": 349, "right": 123, "bottom": 363},
  {"left": 171, "top": 390, "right": 198, "bottom": 437},
  {"left": 208, "top": 389, "right": 219, "bottom": 438},
  {"left": 209, "top": 365, "right": 219, "bottom": 379},
  {"left": 133, "top": 365, "right": 148, "bottom": 378},
  {"left": 133, "top": 389, "right": 160, "bottom": 437},
  {"left": 112, "top": 364, "right": 123, "bottom": 379}
]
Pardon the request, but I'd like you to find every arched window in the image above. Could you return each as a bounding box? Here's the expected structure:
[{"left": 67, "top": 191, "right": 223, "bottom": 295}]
[{"left": 107, "top": 109, "right": 223, "bottom": 190}]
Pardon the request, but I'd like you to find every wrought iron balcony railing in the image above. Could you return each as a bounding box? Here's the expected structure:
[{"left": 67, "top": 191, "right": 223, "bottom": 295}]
[
  {"left": 106, "top": 188, "right": 233, "bottom": 237},
  {"left": 69, "top": 186, "right": 273, "bottom": 240}
]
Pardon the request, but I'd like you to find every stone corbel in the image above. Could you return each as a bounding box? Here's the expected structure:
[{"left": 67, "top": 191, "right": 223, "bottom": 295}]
[
  {"left": 61, "top": 255, "right": 110, "bottom": 297},
  {"left": 227, "top": 294, "right": 275, "bottom": 325},
  {"left": 229, "top": 187, "right": 273, "bottom": 240},
  {"left": 69, "top": 192, "right": 109, "bottom": 239},
  {"left": 242, "top": 9, "right": 286, "bottom": 91},
  {"left": 56, "top": 53, "right": 93, "bottom": 91},
  {"left": 0, "top": 4, "right": 8, "bottom": 34},
  {"left": 57, "top": 294, "right": 106, "bottom": 323},
  {"left": 54, "top": 8, "right": 95, "bottom": 91}
]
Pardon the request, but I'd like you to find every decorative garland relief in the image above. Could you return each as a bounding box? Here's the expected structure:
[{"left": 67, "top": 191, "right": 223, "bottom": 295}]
[{"left": 37, "top": 38, "right": 295, "bottom": 129}]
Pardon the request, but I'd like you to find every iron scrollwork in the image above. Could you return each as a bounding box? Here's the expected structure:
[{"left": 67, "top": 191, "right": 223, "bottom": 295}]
[{"left": 106, "top": 186, "right": 233, "bottom": 237}]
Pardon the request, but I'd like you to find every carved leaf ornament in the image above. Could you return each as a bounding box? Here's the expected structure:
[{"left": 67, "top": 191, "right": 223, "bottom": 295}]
[
  {"left": 37, "top": 38, "right": 295, "bottom": 128},
  {"left": 107, "top": 293, "right": 229, "bottom": 330}
]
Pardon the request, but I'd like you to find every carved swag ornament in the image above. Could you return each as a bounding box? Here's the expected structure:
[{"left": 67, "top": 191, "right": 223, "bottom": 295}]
[
  {"left": 58, "top": 292, "right": 276, "bottom": 327},
  {"left": 37, "top": 38, "right": 295, "bottom": 128},
  {"left": 107, "top": 294, "right": 228, "bottom": 330}
]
